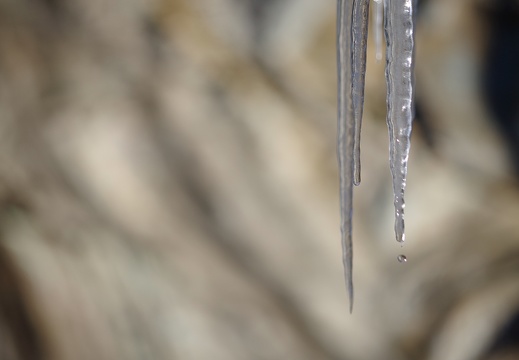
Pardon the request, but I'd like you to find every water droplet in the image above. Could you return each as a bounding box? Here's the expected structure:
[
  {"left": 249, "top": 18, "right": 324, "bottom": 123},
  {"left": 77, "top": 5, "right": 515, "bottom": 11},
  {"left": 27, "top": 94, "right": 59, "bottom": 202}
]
[{"left": 397, "top": 254, "right": 407, "bottom": 263}]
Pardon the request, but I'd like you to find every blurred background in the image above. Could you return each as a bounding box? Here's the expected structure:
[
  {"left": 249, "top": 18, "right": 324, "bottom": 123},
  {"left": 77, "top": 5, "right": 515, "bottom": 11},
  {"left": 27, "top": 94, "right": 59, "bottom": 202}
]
[{"left": 0, "top": 0, "right": 519, "bottom": 359}]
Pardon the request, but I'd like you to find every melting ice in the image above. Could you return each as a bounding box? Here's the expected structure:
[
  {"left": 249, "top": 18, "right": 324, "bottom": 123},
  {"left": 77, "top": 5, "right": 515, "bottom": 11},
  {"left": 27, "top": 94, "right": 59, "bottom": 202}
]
[{"left": 337, "top": 0, "right": 415, "bottom": 311}]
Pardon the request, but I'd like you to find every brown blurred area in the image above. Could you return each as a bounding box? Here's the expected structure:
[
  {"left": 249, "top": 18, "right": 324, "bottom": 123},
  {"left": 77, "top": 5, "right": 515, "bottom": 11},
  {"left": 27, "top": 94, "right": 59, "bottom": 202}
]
[{"left": 1, "top": 0, "right": 519, "bottom": 359}]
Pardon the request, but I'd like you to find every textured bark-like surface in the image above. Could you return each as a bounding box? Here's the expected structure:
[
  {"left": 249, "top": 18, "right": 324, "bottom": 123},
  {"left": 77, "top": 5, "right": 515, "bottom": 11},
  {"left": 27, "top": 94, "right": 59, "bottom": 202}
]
[{"left": 0, "top": 1, "right": 519, "bottom": 360}]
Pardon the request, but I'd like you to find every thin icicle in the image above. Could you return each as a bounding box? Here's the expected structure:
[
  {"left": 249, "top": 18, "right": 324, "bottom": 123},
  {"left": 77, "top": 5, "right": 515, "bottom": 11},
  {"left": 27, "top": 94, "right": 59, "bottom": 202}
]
[
  {"left": 373, "top": 0, "right": 384, "bottom": 61},
  {"left": 384, "top": 0, "right": 415, "bottom": 244},
  {"left": 337, "top": 0, "right": 355, "bottom": 313},
  {"left": 352, "top": 0, "right": 370, "bottom": 186}
]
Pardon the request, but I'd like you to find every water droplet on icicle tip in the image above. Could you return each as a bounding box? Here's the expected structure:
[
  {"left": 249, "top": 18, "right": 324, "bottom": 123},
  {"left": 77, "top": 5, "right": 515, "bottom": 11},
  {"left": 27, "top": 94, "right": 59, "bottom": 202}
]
[
  {"left": 385, "top": 0, "right": 415, "bottom": 254},
  {"left": 397, "top": 255, "right": 407, "bottom": 263}
]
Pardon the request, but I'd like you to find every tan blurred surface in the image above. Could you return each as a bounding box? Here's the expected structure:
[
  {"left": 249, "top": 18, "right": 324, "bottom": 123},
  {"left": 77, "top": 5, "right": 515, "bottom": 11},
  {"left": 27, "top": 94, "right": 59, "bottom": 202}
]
[{"left": 0, "top": 0, "right": 519, "bottom": 359}]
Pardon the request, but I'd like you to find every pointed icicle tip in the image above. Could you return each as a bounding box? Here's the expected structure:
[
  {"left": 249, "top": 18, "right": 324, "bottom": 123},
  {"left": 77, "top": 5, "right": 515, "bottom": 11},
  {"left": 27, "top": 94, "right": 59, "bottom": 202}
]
[{"left": 353, "top": 172, "right": 361, "bottom": 187}]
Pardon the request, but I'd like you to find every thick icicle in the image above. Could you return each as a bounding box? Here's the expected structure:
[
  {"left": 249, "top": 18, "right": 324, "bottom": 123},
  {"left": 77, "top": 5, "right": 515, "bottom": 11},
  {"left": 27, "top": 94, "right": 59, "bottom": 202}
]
[
  {"left": 337, "top": 0, "right": 355, "bottom": 313},
  {"left": 352, "top": 0, "right": 370, "bottom": 186},
  {"left": 384, "top": 0, "right": 415, "bottom": 244}
]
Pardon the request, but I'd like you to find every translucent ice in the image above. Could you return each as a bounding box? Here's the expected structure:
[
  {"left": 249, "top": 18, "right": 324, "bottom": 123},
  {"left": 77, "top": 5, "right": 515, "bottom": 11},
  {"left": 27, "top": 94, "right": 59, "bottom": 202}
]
[
  {"left": 337, "top": 0, "right": 355, "bottom": 313},
  {"left": 384, "top": 0, "right": 415, "bottom": 244},
  {"left": 336, "top": 0, "right": 415, "bottom": 311},
  {"left": 352, "top": 0, "right": 370, "bottom": 186}
]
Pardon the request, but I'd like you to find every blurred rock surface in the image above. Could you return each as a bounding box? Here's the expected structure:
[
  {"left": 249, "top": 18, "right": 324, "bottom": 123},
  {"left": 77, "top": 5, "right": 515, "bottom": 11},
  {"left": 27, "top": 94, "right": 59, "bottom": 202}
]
[{"left": 0, "top": 0, "right": 519, "bottom": 359}]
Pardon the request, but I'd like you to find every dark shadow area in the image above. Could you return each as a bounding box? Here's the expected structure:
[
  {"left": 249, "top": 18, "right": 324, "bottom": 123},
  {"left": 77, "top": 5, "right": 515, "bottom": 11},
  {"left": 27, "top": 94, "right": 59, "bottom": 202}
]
[
  {"left": 481, "top": 0, "right": 519, "bottom": 175},
  {"left": 486, "top": 309, "right": 519, "bottom": 357}
]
